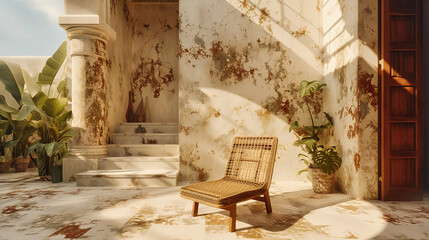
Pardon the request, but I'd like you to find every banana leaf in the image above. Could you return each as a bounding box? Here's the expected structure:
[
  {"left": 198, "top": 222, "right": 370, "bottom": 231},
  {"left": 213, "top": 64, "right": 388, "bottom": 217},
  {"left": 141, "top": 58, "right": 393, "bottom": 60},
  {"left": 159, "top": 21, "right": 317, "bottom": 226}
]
[
  {"left": 45, "top": 142, "right": 63, "bottom": 157},
  {"left": 38, "top": 41, "right": 67, "bottom": 85},
  {"left": 56, "top": 80, "right": 67, "bottom": 95},
  {"left": 0, "top": 95, "right": 18, "bottom": 115},
  {"left": 22, "top": 69, "right": 40, "bottom": 97},
  {"left": 0, "top": 60, "right": 24, "bottom": 104},
  {"left": 43, "top": 98, "right": 68, "bottom": 118},
  {"left": 32, "top": 92, "right": 48, "bottom": 109}
]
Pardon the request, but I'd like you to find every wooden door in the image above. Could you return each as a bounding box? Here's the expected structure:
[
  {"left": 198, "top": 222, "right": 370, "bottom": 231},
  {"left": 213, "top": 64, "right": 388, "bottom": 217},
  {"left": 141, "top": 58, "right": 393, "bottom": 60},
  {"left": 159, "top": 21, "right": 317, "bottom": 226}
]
[{"left": 381, "top": 0, "right": 423, "bottom": 200}]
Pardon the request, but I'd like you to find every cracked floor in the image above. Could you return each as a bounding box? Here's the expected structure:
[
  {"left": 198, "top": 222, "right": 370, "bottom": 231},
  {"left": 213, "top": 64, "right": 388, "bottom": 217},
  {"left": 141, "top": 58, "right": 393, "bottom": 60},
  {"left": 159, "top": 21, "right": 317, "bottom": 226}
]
[{"left": 1, "top": 170, "right": 429, "bottom": 240}]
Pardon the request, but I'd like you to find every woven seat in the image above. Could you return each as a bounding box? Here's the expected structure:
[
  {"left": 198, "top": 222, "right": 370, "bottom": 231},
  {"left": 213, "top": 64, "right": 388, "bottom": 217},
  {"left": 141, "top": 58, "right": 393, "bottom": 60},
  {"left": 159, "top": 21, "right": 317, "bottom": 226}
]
[{"left": 180, "top": 136, "right": 278, "bottom": 232}]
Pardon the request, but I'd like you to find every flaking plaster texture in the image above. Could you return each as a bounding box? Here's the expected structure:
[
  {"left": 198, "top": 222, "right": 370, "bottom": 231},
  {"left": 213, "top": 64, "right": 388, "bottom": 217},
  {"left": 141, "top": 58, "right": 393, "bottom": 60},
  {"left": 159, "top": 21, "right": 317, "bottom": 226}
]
[
  {"left": 131, "top": 3, "right": 179, "bottom": 123},
  {"left": 178, "top": 0, "right": 324, "bottom": 182},
  {"left": 322, "top": 0, "right": 378, "bottom": 199}
]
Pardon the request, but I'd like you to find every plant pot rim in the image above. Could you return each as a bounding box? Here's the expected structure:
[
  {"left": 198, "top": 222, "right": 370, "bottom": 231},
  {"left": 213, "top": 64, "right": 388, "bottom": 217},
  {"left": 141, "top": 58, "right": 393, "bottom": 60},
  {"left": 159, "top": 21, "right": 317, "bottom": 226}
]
[{"left": 308, "top": 165, "right": 337, "bottom": 175}]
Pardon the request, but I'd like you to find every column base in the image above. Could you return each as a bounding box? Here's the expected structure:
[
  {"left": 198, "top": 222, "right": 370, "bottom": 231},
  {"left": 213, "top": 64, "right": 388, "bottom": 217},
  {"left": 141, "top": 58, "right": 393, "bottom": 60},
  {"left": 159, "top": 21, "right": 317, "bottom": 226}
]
[{"left": 63, "top": 145, "right": 107, "bottom": 182}]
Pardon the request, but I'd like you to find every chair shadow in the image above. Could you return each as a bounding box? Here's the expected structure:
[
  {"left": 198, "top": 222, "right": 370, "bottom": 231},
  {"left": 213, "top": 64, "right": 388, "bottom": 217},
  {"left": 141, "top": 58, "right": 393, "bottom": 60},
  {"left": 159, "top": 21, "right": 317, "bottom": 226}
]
[{"left": 206, "top": 188, "right": 351, "bottom": 232}]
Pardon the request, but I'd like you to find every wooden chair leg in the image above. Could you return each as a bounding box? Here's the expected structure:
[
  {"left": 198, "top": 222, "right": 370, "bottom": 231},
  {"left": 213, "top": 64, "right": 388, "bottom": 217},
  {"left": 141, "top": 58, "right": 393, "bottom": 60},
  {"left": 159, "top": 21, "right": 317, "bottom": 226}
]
[
  {"left": 264, "top": 192, "right": 272, "bottom": 214},
  {"left": 192, "top": 202, "right": 199, "bottom": 217},
  {"left": 228, "top": 204, "right": 237, "bottom": 232}
]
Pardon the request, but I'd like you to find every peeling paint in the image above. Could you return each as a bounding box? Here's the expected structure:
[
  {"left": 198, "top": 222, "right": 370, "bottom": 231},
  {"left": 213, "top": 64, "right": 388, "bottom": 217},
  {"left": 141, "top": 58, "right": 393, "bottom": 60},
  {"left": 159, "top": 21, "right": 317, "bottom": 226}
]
[
  {"left": 292, "top": 27, "right": 310, "bottom": 37},
  {"left": 357, "top": 69, "right": 378, "bottom": 109},
  {"left": 179, "top": 0, "right": 324, "bottom": 183},
  {"left": 132, "top": 58, "right": 175, "bottom": 98},
  {"left": 209, "top": 41, "right": 257, "bottom": 84}
]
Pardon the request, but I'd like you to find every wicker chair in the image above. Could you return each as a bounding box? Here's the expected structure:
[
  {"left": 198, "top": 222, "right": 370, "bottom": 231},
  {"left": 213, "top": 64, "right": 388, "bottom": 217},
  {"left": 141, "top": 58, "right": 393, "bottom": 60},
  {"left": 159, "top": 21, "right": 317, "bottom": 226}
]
[{"left": 180, "top": 136, "right": 278, "bottom": 232}]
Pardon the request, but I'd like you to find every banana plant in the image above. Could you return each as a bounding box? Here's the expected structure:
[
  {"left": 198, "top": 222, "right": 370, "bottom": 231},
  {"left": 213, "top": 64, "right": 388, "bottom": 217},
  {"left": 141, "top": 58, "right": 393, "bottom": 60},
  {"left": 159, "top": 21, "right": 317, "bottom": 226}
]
[
  {"left": 0, "top": 41, "right": 72, "bottom": 178},
  {"left": 289, "top": 80, "right": 342, "bottom": 175},
  {"left": 0, "top": 61, "right": 38, "bottom": 160},
  {"left": 20, "top": 41, "right": 72, "bottom": 177},
  {"left": 0, "top": 118, "right": 13, "bottom": 163}
]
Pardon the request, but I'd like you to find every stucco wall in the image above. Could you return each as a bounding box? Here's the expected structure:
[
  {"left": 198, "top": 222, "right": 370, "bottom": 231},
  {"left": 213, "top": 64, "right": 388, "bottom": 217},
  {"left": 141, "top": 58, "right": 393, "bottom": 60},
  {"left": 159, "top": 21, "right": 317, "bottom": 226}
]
[
  {"left": 178, "top": 0, "right": 324, "bottom": 182},
  {"left": 131, "top": 3, "right": 179, "bottom": 123},
  {"left": 105, "top": 0, "right": 133, "bottom": 139},
  {"left": 322, "top": 0, "right": 378, "bottom": 199}
]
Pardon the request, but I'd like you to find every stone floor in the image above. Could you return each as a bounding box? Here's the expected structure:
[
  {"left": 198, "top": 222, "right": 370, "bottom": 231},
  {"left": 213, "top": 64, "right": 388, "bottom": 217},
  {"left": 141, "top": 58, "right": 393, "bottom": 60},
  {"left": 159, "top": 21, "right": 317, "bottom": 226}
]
[{"left": 1, "top": 170, "right": 429, "bottom": 240}]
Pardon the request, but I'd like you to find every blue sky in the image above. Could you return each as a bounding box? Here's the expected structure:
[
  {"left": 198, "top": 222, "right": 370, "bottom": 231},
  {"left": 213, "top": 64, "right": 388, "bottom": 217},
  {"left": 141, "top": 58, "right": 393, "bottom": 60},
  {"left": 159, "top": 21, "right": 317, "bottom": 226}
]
[{"left": 0, "top": 0, "right": 66, "bottom": 56}]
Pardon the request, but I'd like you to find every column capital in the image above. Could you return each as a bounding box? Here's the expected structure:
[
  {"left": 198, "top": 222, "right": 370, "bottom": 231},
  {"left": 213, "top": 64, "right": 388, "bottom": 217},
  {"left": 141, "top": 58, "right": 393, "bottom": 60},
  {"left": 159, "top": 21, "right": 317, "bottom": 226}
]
[{"left": 59, "top": 14, "right": 116, "bottom": 41}]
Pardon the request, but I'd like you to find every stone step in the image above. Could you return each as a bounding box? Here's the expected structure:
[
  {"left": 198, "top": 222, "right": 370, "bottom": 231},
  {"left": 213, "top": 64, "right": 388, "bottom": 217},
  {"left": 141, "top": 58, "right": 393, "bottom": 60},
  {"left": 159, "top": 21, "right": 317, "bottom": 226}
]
[
  {"left": 115, "top": 123, "right": 179, "bottom": 134},
  {"left": 110, "top": 133, "right": 179, "bottom": 145},
  {"left": 106, "top": 144, "right": 179, "bottom": 157},
  {"left": 98, "top": 156, "right": 179, "bottom": 170},
  {"left": 76, "top": 169, "right": 178, "bottom": 187}
]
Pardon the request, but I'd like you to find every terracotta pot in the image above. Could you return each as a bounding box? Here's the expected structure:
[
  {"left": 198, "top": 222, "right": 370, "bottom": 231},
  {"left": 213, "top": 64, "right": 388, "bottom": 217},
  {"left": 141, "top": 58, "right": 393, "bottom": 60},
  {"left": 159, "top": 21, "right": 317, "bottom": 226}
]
[
  {"left": 309, "top": 167, "right": 335, "bottom": 194},
  {"left": 0, "top": 158, "right": 12, "bottom": 173},
  {"left": 15, "top": 156, "right": 30, "bottom": 172}
]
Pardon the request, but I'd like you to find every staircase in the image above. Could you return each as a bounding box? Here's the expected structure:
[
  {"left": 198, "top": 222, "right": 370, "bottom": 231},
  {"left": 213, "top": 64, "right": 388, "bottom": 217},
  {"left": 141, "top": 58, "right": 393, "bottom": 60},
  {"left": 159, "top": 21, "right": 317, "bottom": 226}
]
[{"left": 76, "top": 123, "right": 179, "bottom": 187}]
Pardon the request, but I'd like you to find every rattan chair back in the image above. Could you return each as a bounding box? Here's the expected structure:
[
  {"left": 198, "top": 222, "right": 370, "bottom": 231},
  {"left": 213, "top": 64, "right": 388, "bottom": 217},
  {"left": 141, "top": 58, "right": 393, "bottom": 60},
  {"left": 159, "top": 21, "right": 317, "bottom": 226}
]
[{"left": 224, "top": 136, "right": 278, "bottom": 188}]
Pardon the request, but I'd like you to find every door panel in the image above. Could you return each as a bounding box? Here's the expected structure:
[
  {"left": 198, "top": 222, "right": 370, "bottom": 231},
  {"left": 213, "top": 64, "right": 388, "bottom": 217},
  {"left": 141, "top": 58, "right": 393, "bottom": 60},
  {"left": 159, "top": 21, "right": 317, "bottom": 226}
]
[{"left": 381, "top": 0, "right": 423, "bottom": 200}]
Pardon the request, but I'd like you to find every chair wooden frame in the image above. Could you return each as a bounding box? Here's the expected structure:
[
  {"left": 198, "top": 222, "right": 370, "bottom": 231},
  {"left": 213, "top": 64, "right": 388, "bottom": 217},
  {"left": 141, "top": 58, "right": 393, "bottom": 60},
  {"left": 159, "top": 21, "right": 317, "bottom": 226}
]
[{"left": 180, "top": 136, "right": 278, "bottom": 232}]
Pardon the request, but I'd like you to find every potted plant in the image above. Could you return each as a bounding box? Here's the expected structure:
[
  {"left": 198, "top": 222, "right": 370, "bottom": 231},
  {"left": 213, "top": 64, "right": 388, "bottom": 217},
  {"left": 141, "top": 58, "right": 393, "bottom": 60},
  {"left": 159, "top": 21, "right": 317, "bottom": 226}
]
[
  {"left": 10, "top": 119, "right": 38, "bottom": 172},
  {"left": 0, "top": 61, "right": 38, "bottom": 172},
  {"left": 289, "top": 80, "right": 342, "bottom": 193},
  {"left": 0, "top": 42, "right": 71, "bottom": 180},
  {"left": 23, "top": 41, "right": 72, "bottom": 183}
]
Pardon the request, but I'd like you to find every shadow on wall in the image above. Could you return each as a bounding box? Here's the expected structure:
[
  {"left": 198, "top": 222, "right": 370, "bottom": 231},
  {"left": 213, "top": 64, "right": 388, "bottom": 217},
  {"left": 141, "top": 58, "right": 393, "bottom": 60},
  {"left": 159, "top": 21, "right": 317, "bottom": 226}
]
[
  {"left": 179, "top": 0, "right": 326, "bottom": 183},
  {"left": 178, "top": 0, "right": 381, "bottom": 191}
]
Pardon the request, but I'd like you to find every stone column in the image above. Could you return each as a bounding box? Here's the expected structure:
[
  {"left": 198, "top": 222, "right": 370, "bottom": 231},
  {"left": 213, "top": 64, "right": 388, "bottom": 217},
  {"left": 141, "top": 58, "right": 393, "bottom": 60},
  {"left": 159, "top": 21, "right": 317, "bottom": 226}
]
[{"left": 59, "top": 14, "right": 116, "bottom": 182}]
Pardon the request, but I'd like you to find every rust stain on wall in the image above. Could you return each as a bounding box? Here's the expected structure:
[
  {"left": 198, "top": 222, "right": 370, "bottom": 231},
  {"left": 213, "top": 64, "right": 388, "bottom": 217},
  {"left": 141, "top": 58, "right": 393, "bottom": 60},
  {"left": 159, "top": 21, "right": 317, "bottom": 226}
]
[
  {"left": 357, "top": 70, "right": 378, "bottom": 109},
  {"left": 84, "top": 57, "right": 107, "bottom": 144},
  {"left": 209, "top": 41, "right": 257, "bottom": 84},
  {"left": 292, "top": 27, "right": 310, "bottom": 37},
  {"left": 259, "top": 8, "right": 269, "bottom": 25},
  {"left": 189, "top": 160, "right": 209, "bottom": 181},
  {"left": 179, "top": 44, "right": 210, "bottom": 60},
  {"left": 264, "top": 82, "right": 300, "bottom": 123},
  {"left": 354, "top": 153, "right": 360, "bottom": 172},
  {"left": 180, "top": 126, "right": 191, "bottom": 136},
  {"left": 182, "top": 144, "right": 210, "bottom": 181},
  {"left": 132, "top": 58, "right": 175, "bottom": 98}
]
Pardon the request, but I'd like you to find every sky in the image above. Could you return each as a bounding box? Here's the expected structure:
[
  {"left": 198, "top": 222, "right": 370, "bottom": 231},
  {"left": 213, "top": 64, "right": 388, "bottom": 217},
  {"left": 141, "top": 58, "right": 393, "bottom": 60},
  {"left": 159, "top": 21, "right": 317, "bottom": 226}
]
[{"left": 0, "top": 0, "right": 66, "bottom": 56}]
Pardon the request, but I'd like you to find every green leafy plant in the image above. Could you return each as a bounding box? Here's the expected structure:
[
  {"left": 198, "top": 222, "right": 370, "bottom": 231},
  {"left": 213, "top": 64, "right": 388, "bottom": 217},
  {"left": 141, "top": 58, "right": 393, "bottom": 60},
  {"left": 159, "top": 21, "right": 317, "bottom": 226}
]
[
  {"left": 22, "top": 42, "right": 72, "bottom": 178},
  {"left": 0, "top": 61, "right": 39, "bottom": 161},
  {"left": 0, "top": 118, "right": 13, "bottom": 163},
  {"left": 0, "top": 41, "right": 71, "bottom": 178},
  {"left": 289, "top": 80, "right": 342, "bottom": 175}
]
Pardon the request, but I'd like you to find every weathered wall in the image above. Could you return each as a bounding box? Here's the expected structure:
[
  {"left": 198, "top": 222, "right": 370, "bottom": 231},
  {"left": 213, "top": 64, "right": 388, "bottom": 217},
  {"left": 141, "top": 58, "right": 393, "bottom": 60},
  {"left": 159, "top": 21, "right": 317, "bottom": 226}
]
[
  {"left": 105, "top": 0, "right": 133, "bottom": 139},
  {"left": 178, "top": 0, "right": 324, "bottom": 182},
  {"left": 322, "top": 0, "right": 379, "bottom": 199},
  {"left": 131, "top": 3, "right": 179, "bottom": 123}
]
